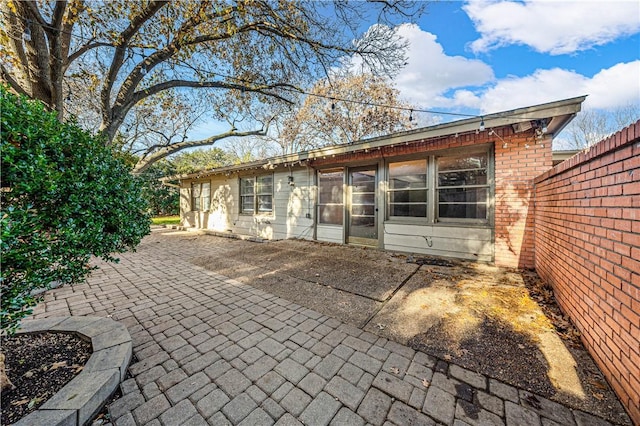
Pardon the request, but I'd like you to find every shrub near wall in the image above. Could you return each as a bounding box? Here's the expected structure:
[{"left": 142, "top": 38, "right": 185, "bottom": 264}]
[
  {"left": 1, "top": 86, "right": 150, "bottom": 333},
  {"left": 534, "top": 121, "right": 640, "bottom": 423}
]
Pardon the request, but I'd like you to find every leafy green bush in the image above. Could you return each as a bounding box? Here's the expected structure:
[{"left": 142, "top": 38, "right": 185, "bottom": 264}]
[
  {"left": 139, "top": 161, "right": 179, "bottom": 216},
  {"left": 1, "top": 86, "right": 150, "bottom": 333}
]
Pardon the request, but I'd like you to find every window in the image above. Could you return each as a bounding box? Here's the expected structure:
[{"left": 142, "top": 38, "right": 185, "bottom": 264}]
[
  {"left": 191, "top": 182, "right": 210, "bottom": 211},
  {"left": 240, "top": 177, "right": 254, "bottom": 213},
  {"left": 240, "top": 175, "right": 273, "bottom": 214},
  {"left": 318, "top": 169, "right": 344, "bottom": 225},
  {"left": 385, "top": 150, "right": 491, "bottom": 223},
  {"left": 388, "top": 160, "right": 427, "bottom": 218},
  {"left": 437, "top": 153, "right": 488, "bottom": 220},
  {"left": 256, "top": 175, "right": 273, "bottom": 213}
]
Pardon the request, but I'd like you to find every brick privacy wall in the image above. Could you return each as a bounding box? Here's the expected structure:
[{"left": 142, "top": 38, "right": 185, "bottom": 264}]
[
  {"left": 534, "top": 121, "right": 640, "bottom": 423},
  {"left": 311, "top": 126, "right": 551, "bottom": 268}
]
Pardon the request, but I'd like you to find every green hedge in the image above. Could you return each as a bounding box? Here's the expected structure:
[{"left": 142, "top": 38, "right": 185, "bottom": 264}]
[{"left": 1, "top": 86, "right": 150, "bottom": 333}]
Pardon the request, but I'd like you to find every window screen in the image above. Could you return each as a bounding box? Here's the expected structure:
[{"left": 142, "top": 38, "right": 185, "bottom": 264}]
[
  {"left": 318, "top": 169, "right": 344, "bottom": 225},
  {"left": 388, "top": 160, "right": 428, "bottom": 218},
  {"left": 437, "top": 154, "right": 488, "bottom": 220}
]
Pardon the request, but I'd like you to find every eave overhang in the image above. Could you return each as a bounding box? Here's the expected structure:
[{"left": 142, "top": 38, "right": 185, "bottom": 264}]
[{"left": 164, "top": 95, "right": 586, "bottom": 183}]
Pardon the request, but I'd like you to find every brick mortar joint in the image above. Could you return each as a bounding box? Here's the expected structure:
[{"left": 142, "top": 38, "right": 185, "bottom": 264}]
[{"left": 535, "top": 122, "right": 640, "bottom": 185}]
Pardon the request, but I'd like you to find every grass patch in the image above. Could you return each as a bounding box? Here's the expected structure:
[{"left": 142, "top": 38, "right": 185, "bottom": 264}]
[{"left": 152, "top": 215, "right": 180, "bottom": 225}]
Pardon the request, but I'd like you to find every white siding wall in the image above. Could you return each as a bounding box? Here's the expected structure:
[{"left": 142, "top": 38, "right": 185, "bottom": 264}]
[
  {"left": 181, "top": 166, "right": 494, "bottom": 262},
  {"left": 208, "top": 176, "right": 234, "bottom": 231},
  {"left": 180, "top": 186, "right": 192, "bottom": 225},
  {"left": 273, "top": 168, "right": 315, "bottom": 239},
  {"left": 316, "top": 225, "right": 343, "bottom": 244},
  {"left": 181, "top": 167, "right": 315, "bottom": 241},
  {"left": 383, "top": 223, "right": 493, "bottom": 262}
]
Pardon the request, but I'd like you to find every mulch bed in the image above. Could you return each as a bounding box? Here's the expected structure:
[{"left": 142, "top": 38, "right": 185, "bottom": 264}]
[{"left": 1, "top": 332, "right": 91, "bottom": 425}]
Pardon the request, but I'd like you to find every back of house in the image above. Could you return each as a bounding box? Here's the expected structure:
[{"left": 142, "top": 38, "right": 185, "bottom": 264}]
[{"left": 177, "top": 96, "right": 586, "bottom": 269}]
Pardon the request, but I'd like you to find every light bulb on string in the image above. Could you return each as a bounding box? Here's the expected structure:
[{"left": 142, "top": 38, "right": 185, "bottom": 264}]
[
  {"left": 23, "top": 20, "right": 32, "bottom": 42},
  {"left": 479, "top": 118, "right": 485, "bottom": 131},
  {"left": 409, "top": 109, "right": 413, "bottom": 122}
]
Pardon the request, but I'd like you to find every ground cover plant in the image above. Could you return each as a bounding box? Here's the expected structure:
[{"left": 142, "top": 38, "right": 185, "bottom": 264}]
[
  {"left": 0, "top": 85, "right": 150, "bottom": 334},
  {"left": 151, "top": 215, "right": 181, "bottom": 226}
]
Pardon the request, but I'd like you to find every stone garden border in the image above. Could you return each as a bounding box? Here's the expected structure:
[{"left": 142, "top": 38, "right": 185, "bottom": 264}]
[{"left": 13, "top": 316, "right": 132, "bottom": 426}]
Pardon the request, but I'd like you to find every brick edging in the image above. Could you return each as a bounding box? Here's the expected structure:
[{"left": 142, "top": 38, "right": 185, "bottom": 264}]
[
  {"left": 13, "top": 316, "right": 133, "bottom": 426},
  {"left": 535, "top": 120, "right": 640, "bottom": 184}
]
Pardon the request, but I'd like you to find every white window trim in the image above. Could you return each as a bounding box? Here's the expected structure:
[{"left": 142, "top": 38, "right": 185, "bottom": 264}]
[
  {"left": 240, "top": 174, "right": 274, "bottom": 215},
  {"left": 317, "top": 169, "right": 345, "bottom": 226},
  {"left": 387, "top": 159, "right": 429, "bottom": 220},
  {"left": 384, "top": 146, "right": 493, "bottom": 227},
  {"left": 191, "top": 182, "right": 211, "bottom": 212}
]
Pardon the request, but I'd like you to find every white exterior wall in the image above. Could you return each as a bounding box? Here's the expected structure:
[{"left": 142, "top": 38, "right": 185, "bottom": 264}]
[
  {"left": 181, "top": 167, "right": 315, "bottom": 241},
  {"left": 382, "top": 223, "right": 493, "bottom": 262},
  {"left": 180, "top": 164, "right": 494, "bottom": 262},
  {"left": 316, "top": 225, "right": 343, "bottom": 244}
]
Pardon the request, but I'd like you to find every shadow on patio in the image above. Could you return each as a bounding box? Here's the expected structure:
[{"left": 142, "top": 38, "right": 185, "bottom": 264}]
[{"left": 183, "top": 233, "right": 629, "bottom": 424}]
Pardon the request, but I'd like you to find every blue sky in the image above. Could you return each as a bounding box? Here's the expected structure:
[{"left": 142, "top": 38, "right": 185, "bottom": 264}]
[
  {"left": 393, "top": 0, "right": 639, "bottom": 119},
  {"left": 199, "top": 0, "right": 640, "bottom": 148}
]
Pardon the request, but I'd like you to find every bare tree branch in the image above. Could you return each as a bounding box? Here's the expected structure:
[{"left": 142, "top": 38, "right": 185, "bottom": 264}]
[
  {"left": 132, "top": 80, "right": 296, "bottom": 107},
  {"left": 22, "top": 1, "right": 48, "bottom": 28},
  {"left": 66, "top": 42, "right": 113, "bottom": 68},
  {"left": 100, "top": 1, "right": 168, "bottom": 124},
  {"left": 0, "top": 64, "right": 30, "bottom": 97},
  {"left": 133, "top": 127, "right": 268, "bottom": 174},
  {"left": 2, "top": 1, "right": 421, "bottom": 169}
]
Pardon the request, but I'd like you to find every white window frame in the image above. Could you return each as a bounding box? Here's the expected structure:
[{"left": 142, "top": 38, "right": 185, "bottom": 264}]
[
  {"left": 436, "top": 152, "right": 489, "bottom": 224},
  {"left": 240, "top": 174, "right": 273, "bottom": 215},
  {"left": 385, "top": 147, "right": 492, "bottom": 225},
  {"left": 191, "top": 182, "right": 210, "bottom": 212},
  {"left": 317, "top": 169, "right": 345, "bottom": 226},
  {"left": 387, "top": 159, "right": 428, "bottom": 219}
]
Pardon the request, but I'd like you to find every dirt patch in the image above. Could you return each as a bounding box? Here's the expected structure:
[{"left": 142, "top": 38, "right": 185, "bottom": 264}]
[
  {"left": 410, "top": 316, "right": 554, "bottom": 395},
  {"left": 371, "top": 262, "right": 630, "bottom": 424},
  {"left": 249, "top": 272, "right": 382, "bottom": 326},
  {"left": 1, "top": 332, "right": 92, "bottom": 425}
]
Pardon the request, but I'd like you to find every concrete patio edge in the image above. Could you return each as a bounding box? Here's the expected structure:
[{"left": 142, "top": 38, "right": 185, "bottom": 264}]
[{"left": 12, "top": 316, "right": 132, "bottom": 426}]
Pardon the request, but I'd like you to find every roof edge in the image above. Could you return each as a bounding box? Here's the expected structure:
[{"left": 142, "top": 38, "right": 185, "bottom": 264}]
[{"left": 168, "top": 95, "right": 587, "bottom": 181}]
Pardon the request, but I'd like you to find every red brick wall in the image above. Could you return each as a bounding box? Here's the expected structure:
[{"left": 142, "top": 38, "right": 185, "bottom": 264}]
[
  {"left": 311, "top": 126, "right": 551, "bottom": 268},
  {"left": 534, "top": 121, "right": 640, "bottom": 423},
  {"left": 495, "top": 129, "right": 553, "bottom": 268}
]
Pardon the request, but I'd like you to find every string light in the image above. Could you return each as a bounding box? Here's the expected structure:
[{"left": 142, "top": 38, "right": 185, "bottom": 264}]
[
  {"left": 0, "top": 9, "right": 482, "bottom": 126},
  {"left": 22, "top": 20, "right": 32, "bottom": 42},
  {"left": 2, "top": 8, "right": 549, "bottom": 130}
]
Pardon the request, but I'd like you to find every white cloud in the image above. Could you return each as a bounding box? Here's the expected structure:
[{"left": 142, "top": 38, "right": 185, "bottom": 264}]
[
  {"left": 358, "top": 22, "right": 637, "bottom": 123},
  {"left": 463, "top": 60, "right": 640, "bottom": 114},
  {"left": 464, "top": 0, "right": 640, "bottom": 55},
  {"left": 393, "top": 24, "right": 494, "bottom": 106},
  {"left": 475, "top": 68, "right": 590, "bottom": 113},
  {"left": 584, "top": 61, "right": 640, "bottom": 109}
]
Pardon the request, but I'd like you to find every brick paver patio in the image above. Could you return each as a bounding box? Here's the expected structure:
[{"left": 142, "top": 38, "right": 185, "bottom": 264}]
[{"left": 30, "top": 229, "right": 620, "bottom": 426}]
